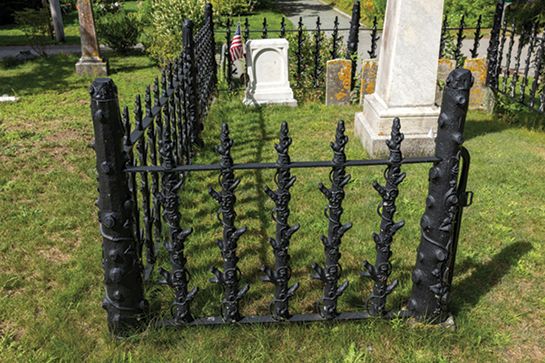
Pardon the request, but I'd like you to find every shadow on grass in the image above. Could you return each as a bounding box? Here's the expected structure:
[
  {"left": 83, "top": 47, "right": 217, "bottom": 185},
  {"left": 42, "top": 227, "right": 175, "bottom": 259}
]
[
  {"left": 451, "top": 240, "right": 532, "bottom": 313},
  {"left": 0, "top": 54, "right": 80, "bottom": 95},
  {"left": 464, "top": 115, "right": 510, "bottom": 141}
]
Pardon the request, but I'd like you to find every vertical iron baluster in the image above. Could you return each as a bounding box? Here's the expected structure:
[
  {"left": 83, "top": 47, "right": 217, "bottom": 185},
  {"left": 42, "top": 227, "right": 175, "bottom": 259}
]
[
  {"left": 502, "top": 22, "right": 516, "bottom": 92},
  {"left": 529, "top": 33, "right": 545, "bottom": 108},
  {"left": 244, "top": 17, "right": 250, "bottom": 40},
  {"left": 495, "top": 18, "right": 508, "bottom": 87},
  {"left": 280, "top": 17, "right": 286, "bottom": 38},
  {"left": 209, "top": 124, "right": 249, "bottom": 323},
  {"left": 346, "top": 0, "right": 360, "bottom": 88},
  {"left": 368, "top": 16, "right": 379, "bottom": 59},
  {"left": 519, "top": 25, "right": 537, "bottom": 103},
  {"left": 296, "top": 17, "right": 304, "bottom": 88},
  {"left": 153, "top": 77, "right": 164, "bottom": 166},
  {"left": 262, "top": 17, "right": 268, "bottom": 39},
  {"left": 182, "top": 20, "right": 202, "bottom": 154},
  {"left": 510, "top": 28, "right": 525, "bottom": 98},
  {"left": 173, "top": 61, "right": 184, "bottom": 164},
  {"left": 331, "top": 16, "right": 339, "bottom": 59},
  {"left": 135, "top": 95, "right": 155, "bottom": 279},
  {"left": 206, "top": 3, "right": 217, "bottom": 95},
  {"left": 408, "top": 69, "right": 473, "bottom": 323},
  {"left": 91, "top": 78, "right": 147, "bottom": 335},
  {"left": 158, "top": 76, "right": 196, "bottom": 324},
  {"left": 225, "top": 18, "right": 233, "bottom": 90},
  {"left": 470, "top": 15, "right": 483, "bottom": 58},
  {"left": 166, "top": 64, "right": 179, "bottom": 165},
  {"left": 439, "top": 15, "right": 448, "bottom": 58},
  {"left": 454, "top": 15, "right": 466, "bottom": 67},
  {"left": 313, "top": 16, "right": 322, "bottom": 88},
  {"left": 362, "top": 118, "right": 405, "bottom": 316},
  {"left": 146, "top": 85, "right": 162, "bottom": 280},
  {"left": 262, "top": 122, "right": 300, "bottom": 321},
  {"left": 123, "top": 106, "right": 142, "bottom": 260},
  {"left": 486, "top": 0, "right": 505, "bottom": 88},
  {"left": 311, "top": 121, "right": 352, "bottom": 320}
]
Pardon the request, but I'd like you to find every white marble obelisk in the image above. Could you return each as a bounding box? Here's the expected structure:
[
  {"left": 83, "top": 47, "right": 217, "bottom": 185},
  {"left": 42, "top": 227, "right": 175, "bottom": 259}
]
[{"left": 355, "top": 0, "right": 445, "bottom": 157}]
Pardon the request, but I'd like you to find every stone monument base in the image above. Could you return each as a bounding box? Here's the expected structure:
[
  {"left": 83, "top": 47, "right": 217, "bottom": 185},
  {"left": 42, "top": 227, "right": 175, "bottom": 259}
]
[
  {"left": 76, "top": 57, "right": 108, "bottom": 76},
  {"left": 243, "top": 91, "right": 297, "bottom": 107},
  {"left": 355, "top": 94, "right": 440, "bottom": 157}
]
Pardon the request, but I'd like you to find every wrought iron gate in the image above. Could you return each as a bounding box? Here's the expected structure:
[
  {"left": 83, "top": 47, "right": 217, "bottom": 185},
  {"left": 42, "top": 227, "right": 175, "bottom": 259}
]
[{"left": 91, "top": 60, "right": 474, "bottom": 334}]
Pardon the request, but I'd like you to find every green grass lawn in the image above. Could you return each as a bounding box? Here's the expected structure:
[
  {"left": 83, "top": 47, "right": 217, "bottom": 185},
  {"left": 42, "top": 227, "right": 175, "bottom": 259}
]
[
  {"left": 0, "top": 9, "right": 81, "bottom": 47},
  {"left": 1, "top": 53, "right": 545, "bottom": 362}
]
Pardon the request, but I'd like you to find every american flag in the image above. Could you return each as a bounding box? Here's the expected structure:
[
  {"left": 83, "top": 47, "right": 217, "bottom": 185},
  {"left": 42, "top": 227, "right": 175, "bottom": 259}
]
[{"left": 229, "top": 24, "right": 244, "bottom": 62}]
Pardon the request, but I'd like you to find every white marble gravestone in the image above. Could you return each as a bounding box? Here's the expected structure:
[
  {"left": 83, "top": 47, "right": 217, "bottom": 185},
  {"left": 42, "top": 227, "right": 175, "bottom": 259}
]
[
  {"left": 243, "top": 39, "right": 297, "bottom": 107},
  {"left": 355, "top": 0, "right": 445, "bottom": 157}
]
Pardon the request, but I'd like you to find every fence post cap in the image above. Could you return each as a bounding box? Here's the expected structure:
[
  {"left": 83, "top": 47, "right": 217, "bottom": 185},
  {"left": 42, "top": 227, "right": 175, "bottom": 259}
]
[
  {"left": 89, "top": 78, "right": 117, "bottom": 101},
  {"left": 446, "top": 69, "right": 474, "bottom": 90}
]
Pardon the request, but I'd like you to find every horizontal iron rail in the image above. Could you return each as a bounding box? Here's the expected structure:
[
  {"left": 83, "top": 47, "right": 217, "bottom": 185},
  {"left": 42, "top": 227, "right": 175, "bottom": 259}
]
[
  {"left": 491, "top": 85, "right": 544, "bottom": 113},
  {"left": 126, "top": 83, "right": 178, "bottom": 148},
  {"left": 125, "top": 156, "right": 441, "bottom": 173},
  {"left": 158, "top": 311, "right": 389, "bottom": 327},
  {"left": 215, "top": 27, "right": 492, "bottom": 33}
]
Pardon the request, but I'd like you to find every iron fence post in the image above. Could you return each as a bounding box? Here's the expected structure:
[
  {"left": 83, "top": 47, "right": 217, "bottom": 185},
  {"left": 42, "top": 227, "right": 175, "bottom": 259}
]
[
  {"left": 90, "top": 78, "right": 147, "bottom": 335},
  {"left": 486, "top": 0, "right": 505, "bottom": 88},
  {"left": 346, "top": 0, "right": 361, "bottom": 89},
  {"left": 225, "top": 18, "right": 233, "bottom": 90},
  {"left": 205, "top": 3, "right": 218, "bottom": 93},
  {"left": 182, "top": 20, "right": 203, "bottom": 149},
  {"left": 407, "top": 69, "right": 473, "bottom": 323}
]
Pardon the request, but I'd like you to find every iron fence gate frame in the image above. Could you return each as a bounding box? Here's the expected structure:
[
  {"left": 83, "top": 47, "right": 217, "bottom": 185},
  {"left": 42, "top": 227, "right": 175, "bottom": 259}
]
[{"left": 91, "top": 52, "right": 475, "bottom": 335}]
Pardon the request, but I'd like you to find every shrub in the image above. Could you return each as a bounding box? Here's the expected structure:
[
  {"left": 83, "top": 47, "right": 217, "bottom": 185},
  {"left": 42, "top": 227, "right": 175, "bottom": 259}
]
[
  {"left": 96, "top": 10, "right": 140, "bottom": 54},
  {"left": 286, "top": 30, "right": 346, "bottom": 102},
  {"left": 210, "top": 0, "right": 256, "bottom": 17},
  {"left": 14, "top": 7, "right": 51, "bottom": 56},
  {"left": 143, "top": 0, "right": 206, "bottom": 64},
  {"left": 94, "top": 0, "right": 123, "bottom": 15}
]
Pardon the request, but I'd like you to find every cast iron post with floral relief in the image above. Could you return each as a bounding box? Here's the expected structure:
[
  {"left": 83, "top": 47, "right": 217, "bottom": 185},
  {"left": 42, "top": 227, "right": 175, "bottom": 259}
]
[
  {"left": 408, "top": 68, "right": 473, "bottom": 323},
  {"left": 91, "top": 78, "right": 148, "bottom": 335}
]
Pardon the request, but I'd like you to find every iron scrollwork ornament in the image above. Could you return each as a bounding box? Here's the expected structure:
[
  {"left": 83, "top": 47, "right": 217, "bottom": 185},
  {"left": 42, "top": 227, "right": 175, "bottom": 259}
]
[
  {"left": 157, "top": 90, "right": 197, "bottom": 324},
  {"left": 312, "top": 120, "right": 352, "bottom": 319},
  {"left": 262, "top": 122, "right": 300, "bottom": 320},
  {"left": 362, "top": 118, "right": 405, "bottom": 316},
  {"left": 209, "top": 123, "right": 249, "bottom": 323}
]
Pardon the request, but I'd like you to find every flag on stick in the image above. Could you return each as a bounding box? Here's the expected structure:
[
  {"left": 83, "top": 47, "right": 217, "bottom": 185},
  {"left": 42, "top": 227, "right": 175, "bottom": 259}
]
[{"left": 229, "top": 24, "right": 244, "bottom": 62}]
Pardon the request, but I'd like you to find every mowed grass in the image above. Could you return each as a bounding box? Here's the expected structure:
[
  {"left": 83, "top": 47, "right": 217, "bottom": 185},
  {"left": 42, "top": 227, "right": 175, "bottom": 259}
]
[{"left": 1, "top": 54, "right": 545, "bottom": 362}]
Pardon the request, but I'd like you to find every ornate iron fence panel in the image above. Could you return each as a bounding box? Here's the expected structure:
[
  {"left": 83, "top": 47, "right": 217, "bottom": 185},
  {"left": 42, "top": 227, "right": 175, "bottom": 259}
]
[
  {"left": 486, "top": 0, "right": 545, "bottom": 114},
  {"left": 91, "top": 66, "right": 474, "bottom": 335}
]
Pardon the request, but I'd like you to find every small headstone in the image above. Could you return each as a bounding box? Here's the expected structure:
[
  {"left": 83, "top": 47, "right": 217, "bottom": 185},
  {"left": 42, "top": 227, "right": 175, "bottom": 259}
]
[
  {"left": 243, "top": 39, "right": 297, "bottom": 107},
  {"left": 0, "top": 94, "right": 19, "bottom": 103},
  {"left": 359, "top": 59, "right": 378, "bottom": 105},
  {"left": 435, "top": 59, "right": 456, "bottom": 105},
  {"left": 463, "top": 58, "right": 488, "bottom": 110},
  {"left": 325, "top": 59, "right": 352, "bottom": 106}
]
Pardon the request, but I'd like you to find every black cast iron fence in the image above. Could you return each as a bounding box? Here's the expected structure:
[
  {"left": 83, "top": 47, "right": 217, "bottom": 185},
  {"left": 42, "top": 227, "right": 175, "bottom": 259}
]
[
  {"left": 219, "top": 1, "right": 491, "bottom": 98},
  {"left": 91, "top": 65, "right": 475, "bottom": 334},
  {"left": 486, "top": 0, "right": 545, "bottom": 114},
  {"left": 89, "top": 5, "right": 217, "bottom": 332}
]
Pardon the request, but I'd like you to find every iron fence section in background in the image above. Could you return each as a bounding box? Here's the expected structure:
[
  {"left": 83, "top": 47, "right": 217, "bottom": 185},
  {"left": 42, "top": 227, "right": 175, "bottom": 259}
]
[
  {"left": 91, "top": 60, "right": 474, "bottom": 333},
  {"left": 486, "top": 0, "right": 545, "bottom": 113},
  {"left": 219, "top": 1, "right": 491, "bottom": 97},
  {"left": 221, "top": 1, "right": 379, "bottom": 92}
]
